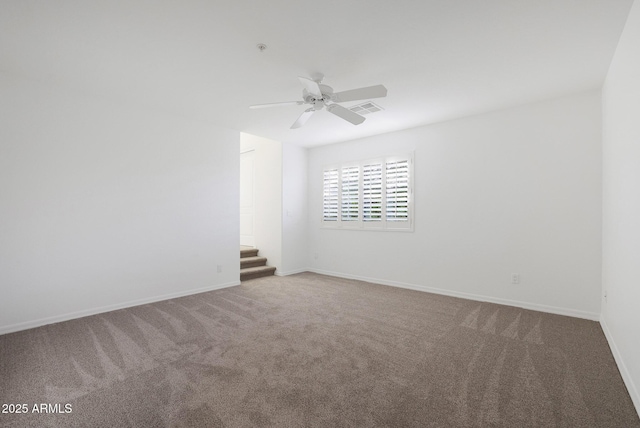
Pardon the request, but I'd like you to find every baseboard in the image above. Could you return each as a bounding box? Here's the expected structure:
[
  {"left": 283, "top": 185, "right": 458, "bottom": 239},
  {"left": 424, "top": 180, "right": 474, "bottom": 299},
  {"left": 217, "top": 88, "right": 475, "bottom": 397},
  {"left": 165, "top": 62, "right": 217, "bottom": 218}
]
[
  {"left": 307, "top": 268, "right": 600, "bottom": 321},
  {"left": 275, "top": 268, "right": 309, "bottom": 277},
  {"left": 600, "top": 317, "right": 640, "bottom": 417},
  {"left": 0, "top": 280, "right": 241, "bottom": 336}
]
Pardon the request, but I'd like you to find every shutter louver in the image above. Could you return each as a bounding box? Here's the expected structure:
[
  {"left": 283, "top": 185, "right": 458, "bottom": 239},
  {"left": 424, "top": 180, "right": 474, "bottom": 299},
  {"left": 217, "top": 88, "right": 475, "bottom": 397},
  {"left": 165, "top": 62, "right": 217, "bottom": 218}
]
[
  {"left": 323, "top": 169, "right": 339, "bottom": 221},
  {"left": 341, "top": 166, "right": 359, "bottom": 221},
  {"left": 386, "top": 160, "right": 409, "bottom": 222},
  {"left": 363, "top": 163, "right": 383, "bottom": 222}
]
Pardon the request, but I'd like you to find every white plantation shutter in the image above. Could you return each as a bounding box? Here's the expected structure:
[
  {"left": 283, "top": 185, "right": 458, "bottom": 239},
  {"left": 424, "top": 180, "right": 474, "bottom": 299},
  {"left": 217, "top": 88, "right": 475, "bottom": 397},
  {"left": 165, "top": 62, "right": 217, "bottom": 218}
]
[
  {"left": 341, "top": 166, "right": 359, "bottom": 221},
  {"left": 363, "top": 163, "right": 383, "bottom": 222},
  {"left": 323, "top": 169, "right": 339, "bottom": 221},
  {"left": 322, "top": 153, "right": 412, "bottom": 230},
  {"left": 385, "top": 159, "right": 409, "bottom": 223}
]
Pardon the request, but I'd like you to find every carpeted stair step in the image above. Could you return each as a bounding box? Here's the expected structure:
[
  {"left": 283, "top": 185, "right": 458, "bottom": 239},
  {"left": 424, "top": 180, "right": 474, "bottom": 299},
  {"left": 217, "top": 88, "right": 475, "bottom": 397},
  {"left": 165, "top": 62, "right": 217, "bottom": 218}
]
[
  {"left": 240, "top": 265, "right": 276, "bottom": 281},
  {"left": 241, "top": 256, "right": 268, "bottom": 269},
  {"left": 241, "top": 247, "right": 259, "bottom": 258}
]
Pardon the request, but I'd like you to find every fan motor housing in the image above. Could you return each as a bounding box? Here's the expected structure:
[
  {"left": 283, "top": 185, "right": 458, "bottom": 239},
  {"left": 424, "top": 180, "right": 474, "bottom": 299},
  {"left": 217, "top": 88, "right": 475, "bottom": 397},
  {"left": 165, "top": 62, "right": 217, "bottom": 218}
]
[{"left": 303, "top": 83, "right": 334, "bottom": 105}]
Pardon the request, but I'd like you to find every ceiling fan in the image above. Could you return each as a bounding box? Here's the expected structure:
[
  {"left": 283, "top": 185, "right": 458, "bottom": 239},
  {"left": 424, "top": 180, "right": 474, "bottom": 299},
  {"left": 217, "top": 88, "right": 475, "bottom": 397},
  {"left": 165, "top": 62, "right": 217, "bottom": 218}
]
[{"left": 250, "top": 76, "right": 387, "bottom": 129}]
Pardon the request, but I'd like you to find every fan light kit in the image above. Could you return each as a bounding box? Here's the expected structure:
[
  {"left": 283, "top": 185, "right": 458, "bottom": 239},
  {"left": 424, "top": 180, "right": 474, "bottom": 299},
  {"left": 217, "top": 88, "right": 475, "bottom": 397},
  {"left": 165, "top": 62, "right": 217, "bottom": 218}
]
[{"left": 250, "top": 76, "right": 387, "bottom": 129}]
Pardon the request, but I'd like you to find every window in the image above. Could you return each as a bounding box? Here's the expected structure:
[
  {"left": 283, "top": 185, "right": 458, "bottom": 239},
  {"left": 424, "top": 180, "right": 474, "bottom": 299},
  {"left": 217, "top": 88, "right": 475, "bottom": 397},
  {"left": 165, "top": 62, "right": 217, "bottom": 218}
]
[
  {"left": 322, "top": 169, "right": 339, "bottom": 222},
  {"left": 322, "top": 154, "right": 413, "bottom": 230},
  {"left": 385, "top": 159, "right": 410, "bottom": 222},
  {"left": 363, "top": 163, "right": 382, "bottom": 222},
  {"left": 341, "top": 166, "right": 360, "bottom": 222}
]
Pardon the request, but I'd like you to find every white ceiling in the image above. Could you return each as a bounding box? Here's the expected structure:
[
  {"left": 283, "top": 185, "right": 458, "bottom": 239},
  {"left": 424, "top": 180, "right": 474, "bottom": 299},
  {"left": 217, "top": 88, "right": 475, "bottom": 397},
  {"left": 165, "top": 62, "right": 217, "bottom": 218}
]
[{"left": 0, "top": 1, "right": 634, "bottom": 147}]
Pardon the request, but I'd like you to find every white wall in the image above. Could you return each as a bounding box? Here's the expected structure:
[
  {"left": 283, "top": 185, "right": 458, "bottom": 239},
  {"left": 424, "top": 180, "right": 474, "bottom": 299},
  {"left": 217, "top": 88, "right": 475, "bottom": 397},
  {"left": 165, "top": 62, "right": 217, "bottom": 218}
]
[
  {"left": 240, "top": 133, "right": 282, "bottom": 271},
  {"left": 602, "top": 0, "right": 640, "bottom": 413},
  {"left": 281, "top": 143, "right": 309, "bottom": 275},
  {"left": 0, "top": 72, "right": 240, "bottom": 334},
  {"left": 308, "top": 91, "right": 603, "bottom": 319}
]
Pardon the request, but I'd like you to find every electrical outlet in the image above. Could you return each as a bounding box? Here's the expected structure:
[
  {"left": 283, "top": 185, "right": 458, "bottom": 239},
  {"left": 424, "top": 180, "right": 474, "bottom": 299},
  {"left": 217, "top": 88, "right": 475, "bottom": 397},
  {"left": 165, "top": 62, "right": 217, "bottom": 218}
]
[
  {"left": 511, "top": 273, "right": 520, "bottom": 284},
  {"left": 217, "top": 265, "right": 222, "bottom": 273}
]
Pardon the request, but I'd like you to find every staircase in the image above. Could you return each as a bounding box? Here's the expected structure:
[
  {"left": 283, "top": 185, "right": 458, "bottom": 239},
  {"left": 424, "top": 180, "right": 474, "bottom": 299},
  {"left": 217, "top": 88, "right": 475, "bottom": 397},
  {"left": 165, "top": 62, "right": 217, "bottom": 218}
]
[{"left": 240, "top": 246, "right": 276, "bottom": 281}]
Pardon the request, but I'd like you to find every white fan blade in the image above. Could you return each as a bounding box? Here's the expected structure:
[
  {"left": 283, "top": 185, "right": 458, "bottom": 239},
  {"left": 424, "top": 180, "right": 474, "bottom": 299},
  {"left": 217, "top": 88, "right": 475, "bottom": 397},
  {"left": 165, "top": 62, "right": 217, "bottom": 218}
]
[
  {"left": 332, "top": 84, "right": 387, "bottom": 103},
  {"left": 250, "top": 100, "right": 304, "bottom": 109},
  {"left": 291, "top": 108, "right": 315, "bottom": 129},
  {"left": 326, "top": 104, "right": 365, "bottom": 125},
  {"left": 298, "top": 76, "right": 323, "bottom": 98}
]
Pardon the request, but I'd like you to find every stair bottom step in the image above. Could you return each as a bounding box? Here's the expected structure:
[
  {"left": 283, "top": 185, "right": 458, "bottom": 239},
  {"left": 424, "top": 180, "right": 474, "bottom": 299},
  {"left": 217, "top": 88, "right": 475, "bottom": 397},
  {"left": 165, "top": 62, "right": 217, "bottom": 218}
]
[{"left": 240, "top": 265, "right": 276, "bottom": 281}]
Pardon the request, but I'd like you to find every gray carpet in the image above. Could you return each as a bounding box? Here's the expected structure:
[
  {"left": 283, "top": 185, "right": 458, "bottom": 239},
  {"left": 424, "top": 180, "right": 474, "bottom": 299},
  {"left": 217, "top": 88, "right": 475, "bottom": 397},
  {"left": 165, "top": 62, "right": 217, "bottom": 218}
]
[{"left": 1, "top": 272, "right": 638, "bottom": 427}]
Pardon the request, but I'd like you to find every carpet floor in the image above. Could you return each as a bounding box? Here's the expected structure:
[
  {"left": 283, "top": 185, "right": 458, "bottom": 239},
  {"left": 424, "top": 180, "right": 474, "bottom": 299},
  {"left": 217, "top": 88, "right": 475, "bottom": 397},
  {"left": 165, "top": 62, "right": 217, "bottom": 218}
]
[{"left": 1, "top": 272, "right": 638, "bottom": 427}]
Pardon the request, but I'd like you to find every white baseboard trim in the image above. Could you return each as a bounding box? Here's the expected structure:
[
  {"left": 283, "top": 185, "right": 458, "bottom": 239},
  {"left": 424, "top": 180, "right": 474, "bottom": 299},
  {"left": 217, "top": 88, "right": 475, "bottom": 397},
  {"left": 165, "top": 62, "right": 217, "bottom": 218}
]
[
  {"left": 600, "top": 317, "right": 640, "bottom": 417},
  {"left": 275, "top": 269, "right": 309, "bottom": 277},
  {"left": 307, "top": 268, "right": 600, "bottom": 321},
  {"left": 0, "top": 280, "right": 241, "bottom": 336}
]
